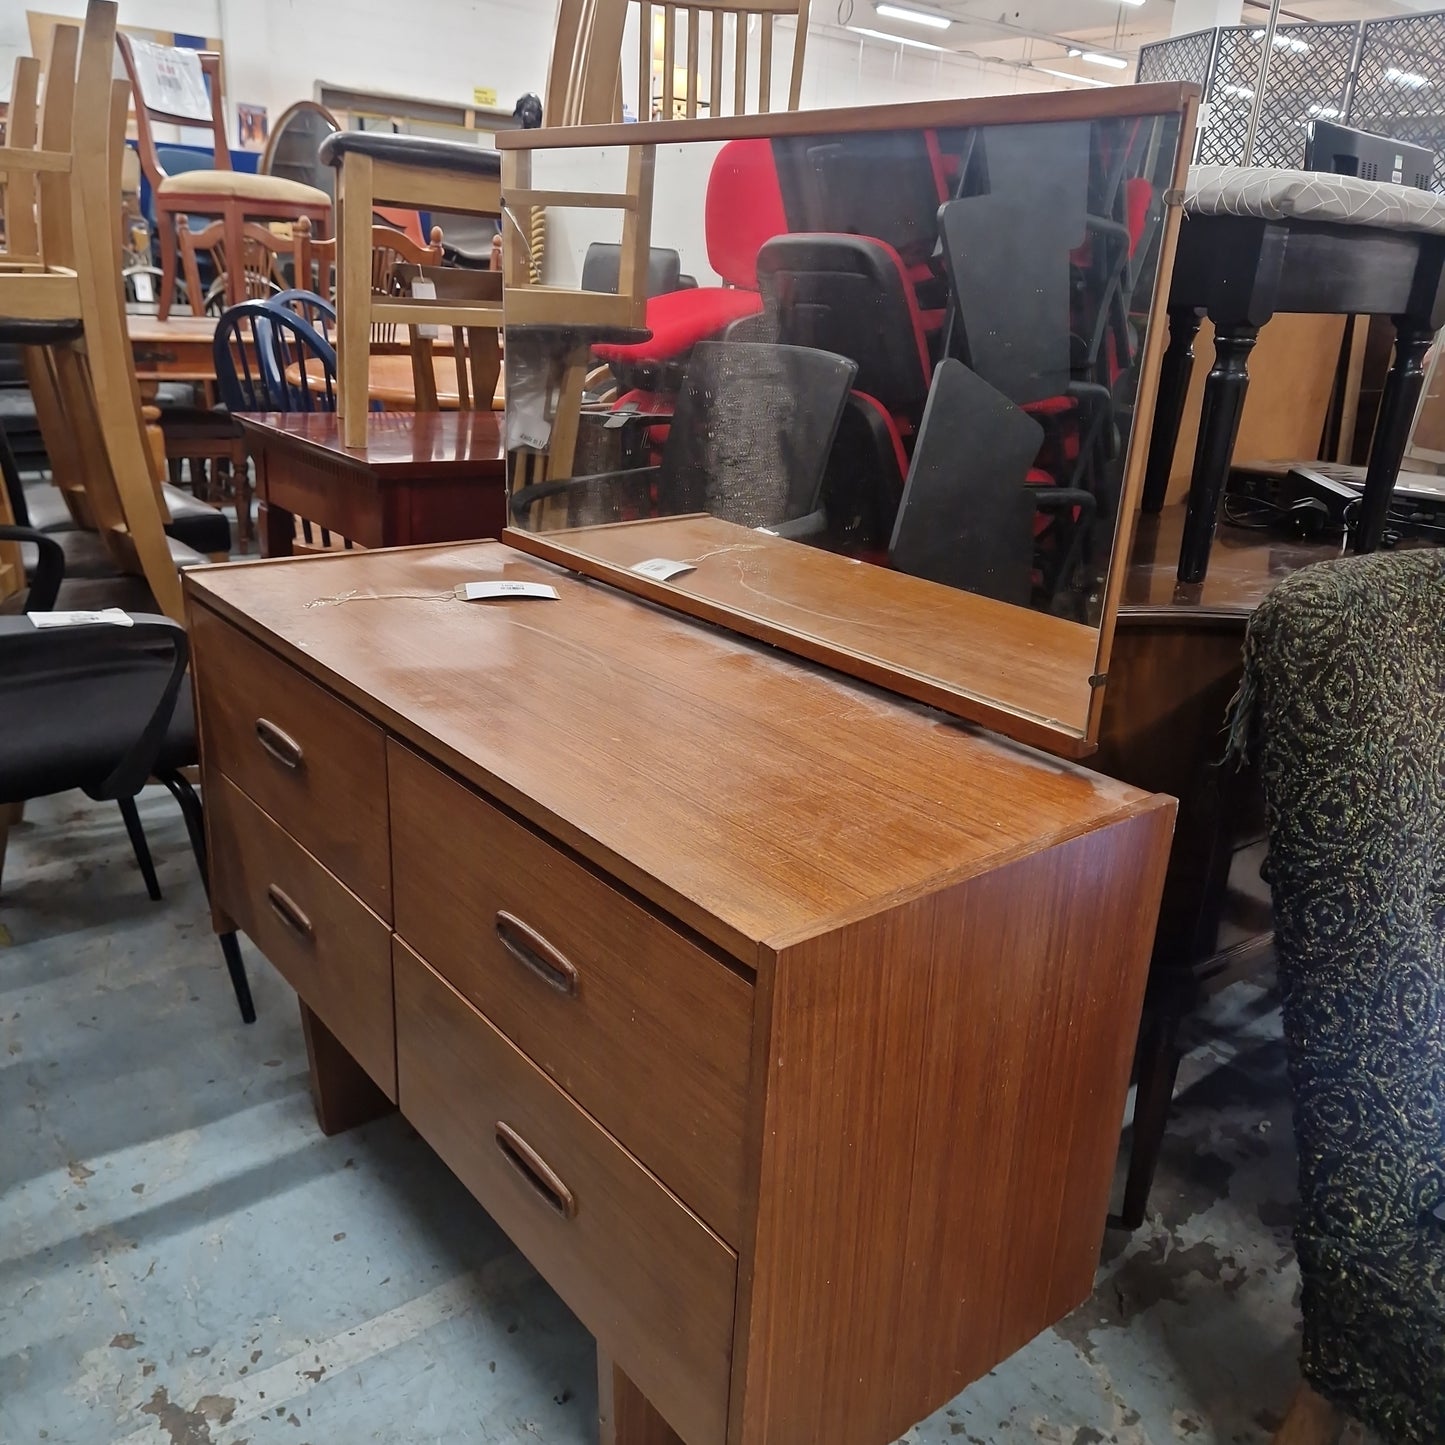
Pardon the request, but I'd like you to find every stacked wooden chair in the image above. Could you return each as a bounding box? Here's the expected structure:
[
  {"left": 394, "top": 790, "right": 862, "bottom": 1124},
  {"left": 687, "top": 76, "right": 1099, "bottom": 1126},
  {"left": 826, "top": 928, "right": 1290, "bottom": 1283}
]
[{"left": 1, "top": 2, "right": 187, "bottom": 619}]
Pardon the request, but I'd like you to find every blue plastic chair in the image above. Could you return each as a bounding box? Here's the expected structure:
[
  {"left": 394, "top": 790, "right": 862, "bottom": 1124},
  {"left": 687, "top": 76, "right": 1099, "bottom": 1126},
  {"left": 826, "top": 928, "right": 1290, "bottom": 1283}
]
[
  {"left": 213, "top": 300, "right": 336, "bottom": 413},
  {"left": 269, "top": 289, "right": 336, "bottom": 340}
]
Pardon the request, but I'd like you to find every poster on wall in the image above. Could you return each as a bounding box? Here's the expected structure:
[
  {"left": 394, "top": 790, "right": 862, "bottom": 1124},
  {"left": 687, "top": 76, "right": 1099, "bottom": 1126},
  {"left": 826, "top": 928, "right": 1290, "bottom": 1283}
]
[{"left": 237, "top": 102, "right": 268, "bottom": 150}]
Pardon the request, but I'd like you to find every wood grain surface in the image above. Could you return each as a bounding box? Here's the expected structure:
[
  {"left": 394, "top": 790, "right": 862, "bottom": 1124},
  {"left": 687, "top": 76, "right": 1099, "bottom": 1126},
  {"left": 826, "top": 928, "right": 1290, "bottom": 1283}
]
[
  {"left": 186, "top": 541, "right": 1152, "bottom": 964},
  {"left": 191, "top": 602, "right": 392, "bottom": 916},
  {"left": 395, "top": 942, "right": 736, "bottom": 1445},
  {"left": 389, "top": 741, "right": 754, "bottom": 1244},
  {"left": 508, "top": 515, "right": 1101, "bottom": 753}
]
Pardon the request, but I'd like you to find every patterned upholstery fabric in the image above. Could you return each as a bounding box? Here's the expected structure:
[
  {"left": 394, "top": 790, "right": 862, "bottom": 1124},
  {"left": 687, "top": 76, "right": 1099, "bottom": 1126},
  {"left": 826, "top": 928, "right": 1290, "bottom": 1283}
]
[
  {"left": 1231, "top": 550, "right": 1445, "bottom": 1443},
  {"left": 1185, "top": 165, "right": 1445, "bottom": 235}
]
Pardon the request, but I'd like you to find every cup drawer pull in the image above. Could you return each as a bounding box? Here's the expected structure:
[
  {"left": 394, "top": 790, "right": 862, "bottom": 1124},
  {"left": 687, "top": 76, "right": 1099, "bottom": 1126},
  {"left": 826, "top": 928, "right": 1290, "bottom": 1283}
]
[
  {"left": 495, "top": 1122, "right": 577, "bottom": 1219},
  {"left": 495, "top": 912, "right": 578, "bottom": 996},
  {"left": 266, "top": 884, "right": 314, "bottom": 940},
  {"left": 255, "top": 718, "right": 304, "bottom": 770}
]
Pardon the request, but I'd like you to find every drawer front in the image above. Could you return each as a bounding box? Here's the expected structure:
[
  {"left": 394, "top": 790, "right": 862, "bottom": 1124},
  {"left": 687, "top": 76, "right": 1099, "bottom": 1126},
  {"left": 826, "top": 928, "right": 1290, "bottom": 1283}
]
[
  {"left": 389, "top": 742, "right": 752, "bottom": 1245},
  {"left": 192, "top": 605, "right": 390, "bottom": 917},
  {"left": 211, "top": 776, "right": 396, "bottom": 1099},
  {"left": 396, "top": 943, "right": 735, "bottom": 1445}
]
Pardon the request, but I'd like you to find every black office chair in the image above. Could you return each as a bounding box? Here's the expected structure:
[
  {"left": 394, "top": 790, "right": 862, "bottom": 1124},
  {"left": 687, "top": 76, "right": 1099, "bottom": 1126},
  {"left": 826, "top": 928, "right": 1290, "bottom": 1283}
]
[
  {"left": 510, "top": 341, "right": 857, "bottom": 537},
  {"left": 0, "top": 525, "right": 254, "bottom": 1023},
  {"left": 213, "top": 300, "right": 336, "bottom": 413},
  {"left": 580, "top": 243, "right": 686, "bottom": 299}
]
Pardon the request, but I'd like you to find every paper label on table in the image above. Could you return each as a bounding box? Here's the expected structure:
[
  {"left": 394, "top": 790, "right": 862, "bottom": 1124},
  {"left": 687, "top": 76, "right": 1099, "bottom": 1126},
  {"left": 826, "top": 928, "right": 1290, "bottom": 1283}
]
[
  {"left": 410, "top": 277, "right": 440, "bottom": 340},
  {"left": 31, "top": 609, "right": 134, "bottom": 628},
  {"left": 456, "top": 581, "right": 559, "bottom": 601},
  {"left": 631, "top": 558, "right": 695, "bottom": 582}
]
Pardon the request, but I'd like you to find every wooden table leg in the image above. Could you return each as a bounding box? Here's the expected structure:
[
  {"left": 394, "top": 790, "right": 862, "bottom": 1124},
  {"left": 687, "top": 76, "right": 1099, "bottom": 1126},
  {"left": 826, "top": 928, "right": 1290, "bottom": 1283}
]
[
  {"left": 1140, "top": 306, "right": 1203, "bottom": 514},
  {"left": 258, "top": 501, "right": 296, "bottom": 558},
  {"left": 299, "top": 1000, "right": 394, "bottom": 1136},
  {"left": 1177, "top": 321, "right": 1259, "bottom": 585},
  {"left": 597, "top": 1349, "right": 683, "bottom": 1445},
  {"left": 1353, "top": 318, "right": 1436, "bottom": 554}
]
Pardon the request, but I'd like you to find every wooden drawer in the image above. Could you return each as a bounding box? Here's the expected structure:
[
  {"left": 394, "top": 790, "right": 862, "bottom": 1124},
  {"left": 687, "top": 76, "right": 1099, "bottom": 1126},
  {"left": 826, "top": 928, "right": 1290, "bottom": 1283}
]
[
  {"left": 192, "top": 605, "right": 390, "bottom": 917},
  {"left": 389, "top": 742, "right": 752, "bottom": 1244},
  {"left": 395, "top": 942, "right": 735, "bottom": 1445},
  {"left": 211, "top": 775, "right": 396, "bottom": 1100}
]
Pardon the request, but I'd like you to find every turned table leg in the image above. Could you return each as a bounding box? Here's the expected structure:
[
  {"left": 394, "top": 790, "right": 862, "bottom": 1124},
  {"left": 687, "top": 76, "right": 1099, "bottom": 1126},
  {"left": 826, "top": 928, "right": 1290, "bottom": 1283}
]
[
  {"left": 1177, "top": 321, "right": 1259, "bottom": 585},
  {"left": 1140, "top": 306, "right": 1203, "bottom": 514},
  {"left": 597, "top": 1348, "right": 683, "bottom": 1445},
  {"left": 300, "top": 1001, "right": 393, "bottom": 1136},
  {"left": 1354, "top": 318, "right": 1435, "bottom": 554}
]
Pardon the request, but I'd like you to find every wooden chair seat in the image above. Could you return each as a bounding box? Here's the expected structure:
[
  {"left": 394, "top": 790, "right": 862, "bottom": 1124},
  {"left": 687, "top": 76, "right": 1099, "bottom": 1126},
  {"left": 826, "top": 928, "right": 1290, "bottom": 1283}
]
[{"left": 157, "top": 170, "right": 329, "bottom": 206}]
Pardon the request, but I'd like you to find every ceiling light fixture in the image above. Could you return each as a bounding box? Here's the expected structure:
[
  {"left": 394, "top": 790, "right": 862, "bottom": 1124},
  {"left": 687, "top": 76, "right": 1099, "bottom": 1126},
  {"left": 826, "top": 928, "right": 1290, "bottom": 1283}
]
[
  {"left": 1032, "top": 64, "right": 1112, "bottom": 87},
  {"left": 873, "top": 2, "right": 952, "bottom": 29},
  {"left": 848, "top": 24, "right": 950, "bottom": 51},
  {"left": 1385, "top": 66, "right": 1430, "bottom": 88},
  {"left": 1068, "top": 48, "right": 1129, "bottom": 70}
]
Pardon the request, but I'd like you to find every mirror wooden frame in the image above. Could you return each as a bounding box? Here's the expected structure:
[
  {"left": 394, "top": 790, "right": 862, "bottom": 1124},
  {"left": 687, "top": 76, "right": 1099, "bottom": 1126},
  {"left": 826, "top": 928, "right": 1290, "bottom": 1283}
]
[{"left": 498, "top": 84, "right": 1200, "bottom": 758}]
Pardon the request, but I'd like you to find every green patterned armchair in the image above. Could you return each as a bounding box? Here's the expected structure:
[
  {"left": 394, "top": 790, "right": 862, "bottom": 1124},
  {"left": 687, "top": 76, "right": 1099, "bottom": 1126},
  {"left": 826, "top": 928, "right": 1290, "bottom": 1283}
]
[{"left": 1233, "top": 549, "right": 1445, "bottom": 1445}]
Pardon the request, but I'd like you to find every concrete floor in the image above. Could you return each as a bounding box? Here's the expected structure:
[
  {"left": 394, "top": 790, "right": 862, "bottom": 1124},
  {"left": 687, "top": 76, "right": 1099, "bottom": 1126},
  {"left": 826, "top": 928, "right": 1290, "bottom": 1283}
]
[{"left": 2, "top": 788, "right": 1313, "bottom": 1445}]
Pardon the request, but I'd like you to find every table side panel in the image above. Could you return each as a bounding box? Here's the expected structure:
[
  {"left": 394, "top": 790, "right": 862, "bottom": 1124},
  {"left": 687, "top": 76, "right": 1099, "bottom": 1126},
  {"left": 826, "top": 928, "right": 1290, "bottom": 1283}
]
[
  {"left": 388, "top": 741, "right": 754, "bottom": 1246},
  {"left": 394, "top": 942, "right": 735, "bottom": 1445},
  {"left": 729, "top": 799, "right": 1175, "bottom": 1445}
]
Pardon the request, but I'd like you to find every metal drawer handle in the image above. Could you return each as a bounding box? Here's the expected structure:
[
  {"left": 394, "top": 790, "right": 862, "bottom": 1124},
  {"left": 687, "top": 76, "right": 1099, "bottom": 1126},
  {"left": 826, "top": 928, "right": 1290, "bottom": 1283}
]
[
  {"left": 254, "top": 718, "right": 304, "bottom": 770},
  {"left": 495, "top": 1122, "right": 577, "bottom": 1219},
  {"left": 266, "top": 884, "right": 314, "bottom": 940},
  {"left": 495, "top": 912, "right": 578, "bottom": 996}
]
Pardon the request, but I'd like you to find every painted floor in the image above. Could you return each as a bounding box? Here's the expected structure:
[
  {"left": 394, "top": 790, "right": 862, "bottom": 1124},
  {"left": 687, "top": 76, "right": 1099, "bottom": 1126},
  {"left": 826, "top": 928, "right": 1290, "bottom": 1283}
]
[{"left": 3, "top": 788, "right": 1315, "bottom": 1445}]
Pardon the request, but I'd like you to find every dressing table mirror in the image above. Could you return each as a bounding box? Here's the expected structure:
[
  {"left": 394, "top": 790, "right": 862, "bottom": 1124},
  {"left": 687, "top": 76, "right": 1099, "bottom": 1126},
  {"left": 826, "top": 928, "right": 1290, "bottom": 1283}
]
[{"left": 497, "top": 87, "right": 1197, "bottom": 756}]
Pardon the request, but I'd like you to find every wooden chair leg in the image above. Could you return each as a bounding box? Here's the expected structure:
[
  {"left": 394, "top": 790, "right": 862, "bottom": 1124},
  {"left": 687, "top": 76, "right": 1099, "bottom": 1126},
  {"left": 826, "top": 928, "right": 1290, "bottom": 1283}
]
[
  {"left": 157, "top": 209, "right": 179, "bottom": 322},
  {"left": 1272, "top": 1384, "right": 1344, "bottom": 1445},
  {"left": 336, "top": 152, "right": 376, "bottom": 450}
]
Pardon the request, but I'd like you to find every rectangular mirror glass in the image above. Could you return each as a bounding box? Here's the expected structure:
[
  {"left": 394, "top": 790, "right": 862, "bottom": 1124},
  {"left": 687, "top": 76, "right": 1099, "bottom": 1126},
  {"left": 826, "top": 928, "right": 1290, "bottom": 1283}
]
[{"left": 498, "top": 90, "right": 1195, "bottom": 755}]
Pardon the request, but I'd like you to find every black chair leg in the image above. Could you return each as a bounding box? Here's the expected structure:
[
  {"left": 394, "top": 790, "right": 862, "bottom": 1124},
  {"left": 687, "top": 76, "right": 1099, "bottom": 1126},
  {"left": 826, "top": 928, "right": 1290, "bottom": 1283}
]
[
  {"left": 1121, "top": 1002, "right": 1184, "bottom": 1229},
  {"left": 159, "top": 770, "right": 256, "bottom": 1024},
  {"left": 117, "top": 795, "right": 163, "bottom": 902}
]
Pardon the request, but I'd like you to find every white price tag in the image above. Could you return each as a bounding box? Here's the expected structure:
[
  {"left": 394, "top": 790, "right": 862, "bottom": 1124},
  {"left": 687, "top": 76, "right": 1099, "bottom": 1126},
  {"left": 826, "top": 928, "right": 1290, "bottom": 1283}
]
[
  {"left": 133, "top": 271, "right": 155, "bottom": 303},
  {"left": 31, "top": 609, "right": 135, "bottom": 628},
  {"left": 409, "top": 277, "right": 439, "bottom": 340},
  {"left": 631, "top": 558, "right": 695, "bottom": 582},
  {"left": 455, "top": 580, "right": 559, "bottom": 601}
]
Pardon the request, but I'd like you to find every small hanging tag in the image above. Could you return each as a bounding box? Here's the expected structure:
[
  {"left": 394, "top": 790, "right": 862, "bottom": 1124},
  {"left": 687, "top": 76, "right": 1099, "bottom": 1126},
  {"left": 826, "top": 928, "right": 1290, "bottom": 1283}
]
[
  {"left": 31, "top": 608, "right": 135, "bottom": 628},
  {"left": 631, "top": 558, "right": 695, "bottom": 582},
  {"left": 454, "top": 580, "right": 559, "bottom": 601},
  {"left": 410, "top": 276, "right": 439, "bottom": 340}
]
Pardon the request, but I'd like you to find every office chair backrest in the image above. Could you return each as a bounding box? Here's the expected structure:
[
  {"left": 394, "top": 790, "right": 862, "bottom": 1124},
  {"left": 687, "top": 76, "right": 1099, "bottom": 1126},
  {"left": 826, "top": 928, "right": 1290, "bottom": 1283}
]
[
  {"left": 756, "top": 234, "right": 932, "bottom": 415},
  {"left": 660, "top": 340, "right": 855, "bottom": 528},
  {"left": 706, "top": 139, "right": 789, "bottom": 290},
  {"left": 581, "top": 242, "right": 683, "bottom": 298},
  {"left": 213, "top": 300, "right": 336, "bottom": 413},
  {"left": 888, "top": 358, "right": 1044, "bottom": 605}
]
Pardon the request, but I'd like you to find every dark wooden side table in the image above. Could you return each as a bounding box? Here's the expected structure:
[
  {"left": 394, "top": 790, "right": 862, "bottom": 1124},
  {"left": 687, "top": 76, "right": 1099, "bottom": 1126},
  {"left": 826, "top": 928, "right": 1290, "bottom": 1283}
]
[
  {"left": 236, "top": 410, "right": 507, "bottom": 557},
  {"left": 1142, "top": 203, "right": 1445, "bottom": 583}
]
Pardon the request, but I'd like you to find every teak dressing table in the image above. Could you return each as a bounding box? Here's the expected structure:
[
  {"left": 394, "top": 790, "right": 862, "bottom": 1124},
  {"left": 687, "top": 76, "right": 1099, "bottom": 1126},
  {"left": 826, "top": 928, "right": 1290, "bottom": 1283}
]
[{"left": 191, "top": 90, "right": 1193, "bottom": 1445}]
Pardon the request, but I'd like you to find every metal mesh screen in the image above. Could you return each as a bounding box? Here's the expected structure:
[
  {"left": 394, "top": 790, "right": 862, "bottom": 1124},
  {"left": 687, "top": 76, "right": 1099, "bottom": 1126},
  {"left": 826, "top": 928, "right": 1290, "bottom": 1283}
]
[
  {"left": 1199, "top": 22, "right": 1359, "bottom": 168},
  {"left": 1349, "top": 13, "right": 1445, "bottom": 193},
  {"left": 1136, "top": 30, "right": 1215, "bottom": 87}
]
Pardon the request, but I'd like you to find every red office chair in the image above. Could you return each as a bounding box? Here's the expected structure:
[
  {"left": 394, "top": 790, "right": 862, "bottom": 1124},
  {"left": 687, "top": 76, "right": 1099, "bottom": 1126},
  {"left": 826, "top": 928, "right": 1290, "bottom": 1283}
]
[{"left": 593, "top": 139, "right": 789, "bottom": 384}]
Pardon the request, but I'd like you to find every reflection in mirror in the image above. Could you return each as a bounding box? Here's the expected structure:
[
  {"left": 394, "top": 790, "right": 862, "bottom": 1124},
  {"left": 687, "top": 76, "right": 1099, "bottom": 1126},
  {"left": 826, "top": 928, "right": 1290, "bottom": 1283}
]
[{"left": 501, "top": 102, "right": 1187, "bottom": 746}]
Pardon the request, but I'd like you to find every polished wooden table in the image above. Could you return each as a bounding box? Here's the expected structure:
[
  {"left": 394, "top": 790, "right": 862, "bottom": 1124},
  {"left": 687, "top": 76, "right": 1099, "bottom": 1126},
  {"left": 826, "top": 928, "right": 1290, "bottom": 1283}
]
[
  {"left": 1141, "top": 213, "right": 1445, "bottom": 581},
  {"left": 186, "top": 539, "right": 1173, "bottom": 1445},
  {"left": 127, "top": 312, "right": 219, "bottom": 381},
  {"left": 236, "top": 410, "right": 506, "bottom": 557},
  {"left": 286, "top": 349, "right": 507, "bottom": 411}
]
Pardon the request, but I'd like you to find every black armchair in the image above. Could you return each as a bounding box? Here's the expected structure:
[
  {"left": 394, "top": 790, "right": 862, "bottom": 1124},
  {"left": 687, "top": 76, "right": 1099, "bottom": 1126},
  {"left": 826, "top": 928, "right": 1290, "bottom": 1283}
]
[{"left": 0, "top": 526, "right": 253, "bottom": 1022}]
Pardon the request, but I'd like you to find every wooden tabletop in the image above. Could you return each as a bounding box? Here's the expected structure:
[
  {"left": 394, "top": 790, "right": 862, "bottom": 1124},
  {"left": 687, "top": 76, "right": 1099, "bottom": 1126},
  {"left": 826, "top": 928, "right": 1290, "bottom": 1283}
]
[
  {"left": 128, "top": 313, "right": 218, "bottom": 380},
  {"left": 234, "top": 410, "right": 506, "bottom": 475},
  {"left": 1121, "top": 503, "right": 1344, "bottom": 621},
  {"left": 286, "top": 353, "right": 506, "bottom": 411},
  {"left": 511, "top": 514, "right": 1101, "bottom": 751},
  {"left": 186, "top": 540, "right": 1153, "bottom": 960}
]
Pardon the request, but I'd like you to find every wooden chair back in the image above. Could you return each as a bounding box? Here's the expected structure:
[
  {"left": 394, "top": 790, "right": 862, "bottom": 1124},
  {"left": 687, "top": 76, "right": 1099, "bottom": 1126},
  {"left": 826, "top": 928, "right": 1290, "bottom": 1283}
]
[
  {"left": 293, "top": 216, "right": 445, "bottom": 334},
  {"left": 177, "top": 216, "right": 296, "bottom": 315},
  {"left": 2, "top": 57, "right": 42, "bottom": 262},
  {"left": 17, "top": 6, "right": 186, "bottom": 617},
  {"left": 114, "top": 31, "right": 230, "bottom": 191}
]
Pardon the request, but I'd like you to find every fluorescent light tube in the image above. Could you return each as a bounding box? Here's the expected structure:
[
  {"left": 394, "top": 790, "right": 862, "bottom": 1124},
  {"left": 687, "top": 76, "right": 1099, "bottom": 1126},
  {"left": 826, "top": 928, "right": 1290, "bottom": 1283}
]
[
  {"left": 1078, "top": 50, "right": 1129, "bottom": 69},
  {"left": 874, "top": 2, "right": 952, "bottom": 29},
  {"left": 1033, "top": 65, "right": 1112, "bottom": 87},
  {"left": 1385, "top": 67, "right": 1430, "bottom": 88},
  {"left": 847, "top": 24, "right": 950, "bottom": 51}
]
